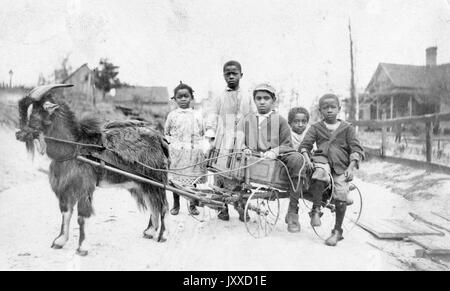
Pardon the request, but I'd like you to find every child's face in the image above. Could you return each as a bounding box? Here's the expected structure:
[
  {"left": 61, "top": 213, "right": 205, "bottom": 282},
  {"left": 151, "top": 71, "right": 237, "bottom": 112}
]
[
  {"left": 290, "top": 113, "right": 308, "bottom": 135},
  {"left": 254, "top": 90, "right": 274, "bottom": 114},
  {"left": 174, "top": 89, "right": 192, "bottom": 109},
  {"left": 319, "top": 97, "right": 340, "bottom": 123},
  {"left": 223, "top": 65, "right": 242, "bottom": 90}
]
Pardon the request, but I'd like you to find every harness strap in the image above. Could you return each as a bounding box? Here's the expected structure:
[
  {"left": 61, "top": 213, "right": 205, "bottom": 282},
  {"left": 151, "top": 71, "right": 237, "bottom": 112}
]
[{"left": 44, "top": 136, "right": 105, "bottom": 149}]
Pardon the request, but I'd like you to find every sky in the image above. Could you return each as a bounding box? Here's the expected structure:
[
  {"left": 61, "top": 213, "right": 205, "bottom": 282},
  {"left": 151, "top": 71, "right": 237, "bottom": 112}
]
[{"left": 1, "top": 0, "right": 450, "bottom": 109}]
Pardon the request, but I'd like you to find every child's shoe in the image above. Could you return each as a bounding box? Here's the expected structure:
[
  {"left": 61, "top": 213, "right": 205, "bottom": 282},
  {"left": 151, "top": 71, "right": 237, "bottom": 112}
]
[
  {"left": 189, "top": 203, "right": 200, "bottom": 216},
  {"left": 218, "top": 206, "right": 230, "bottom": 221},
  {"left": 286, "top": 213, "right": 301, "bottom": 233},
  {"left": 239, "top": 211, "right": 250, "bottom": 222},
  {"left": 171, "top": 194, "right": 180, "bottom": 215},
  {"left": 325, "top": 229, "right": 344, "bottom": 246},
  {"left": 285, "top": 203, "right": 299, "bottom": 223},
  {"left": 309, "top": 207, "right": 322, "bottom": 227}
]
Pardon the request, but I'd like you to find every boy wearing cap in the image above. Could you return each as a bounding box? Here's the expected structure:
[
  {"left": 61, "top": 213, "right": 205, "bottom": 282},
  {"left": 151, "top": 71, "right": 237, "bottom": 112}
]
[
  {"left": 236, "top": 83, "right": 304, "bottom": 232},
  {"left": 299, "top": 93, "right": 364, "bottom": 246}
]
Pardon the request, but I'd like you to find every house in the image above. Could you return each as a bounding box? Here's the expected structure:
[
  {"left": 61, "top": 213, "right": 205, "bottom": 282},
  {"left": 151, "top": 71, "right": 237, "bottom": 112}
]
[
  {"left": 62, "top": 63, "right": 101, "bottom": 105},
  {"left": 362, "top": 47, "right": 450, "bottom": 125},
  {"left": 110, "top": 86, "right": 170, "bottom": 118}
]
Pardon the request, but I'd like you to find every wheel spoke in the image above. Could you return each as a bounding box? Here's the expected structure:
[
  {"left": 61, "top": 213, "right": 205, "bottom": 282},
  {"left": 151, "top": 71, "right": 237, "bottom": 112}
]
[{"left": 244, "top": 190, "right": 280, "bottom": 238}]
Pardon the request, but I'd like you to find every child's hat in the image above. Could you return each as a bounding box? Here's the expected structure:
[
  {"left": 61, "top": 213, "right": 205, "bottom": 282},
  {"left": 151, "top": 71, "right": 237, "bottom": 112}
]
[{"left": 253, "top": 83, "right": 276, "bottom": 100}]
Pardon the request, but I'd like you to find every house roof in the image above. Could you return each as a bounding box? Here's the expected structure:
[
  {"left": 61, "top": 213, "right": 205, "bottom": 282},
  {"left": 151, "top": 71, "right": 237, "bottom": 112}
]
[
  {"left": 112, "top": 86, "right": 169, "bottom": 103},
  {"left": 63, "top": 63, "right": 91, "bottom": 83},
  {"left": 365, "top": 62, "right": 450, "bottom": 105},
  {"left": 367, "top": 62, "right": 450, "bottom": 92}
]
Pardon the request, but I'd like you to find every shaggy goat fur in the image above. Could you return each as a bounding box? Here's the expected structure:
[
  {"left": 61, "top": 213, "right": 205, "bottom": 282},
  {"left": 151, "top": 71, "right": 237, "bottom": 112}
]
[{"left": 17, "top": 91, "right": 170, "bottom": 254}]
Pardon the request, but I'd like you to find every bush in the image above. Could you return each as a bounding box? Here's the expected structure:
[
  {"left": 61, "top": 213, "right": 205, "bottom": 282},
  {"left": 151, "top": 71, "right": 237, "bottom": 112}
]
[{"left": 0, "top": 102, "right": 19, "bottom": 128}]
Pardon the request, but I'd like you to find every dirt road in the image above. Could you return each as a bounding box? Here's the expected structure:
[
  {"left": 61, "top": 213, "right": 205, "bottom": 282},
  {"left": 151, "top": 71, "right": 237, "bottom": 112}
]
[{"left": 0, "top": 127, "right": 447, "bottom": 270}]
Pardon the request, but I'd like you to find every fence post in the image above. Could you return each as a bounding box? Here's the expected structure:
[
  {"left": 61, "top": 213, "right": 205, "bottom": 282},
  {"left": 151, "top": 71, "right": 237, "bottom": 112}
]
[
  {"left": 381, "top": 111, "right": 387, "bottom": 157},
  {"left": 426, "top": 121, "right": 432, "bottom": 163}
]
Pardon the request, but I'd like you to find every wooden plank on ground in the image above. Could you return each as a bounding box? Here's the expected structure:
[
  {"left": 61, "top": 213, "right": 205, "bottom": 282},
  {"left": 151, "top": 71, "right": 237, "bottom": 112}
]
[
  {"left": 357, "top": 218, "right": 444, "bottom": 239},
  {"left": 432, "top": 211, "right": 450, "bottom": 223},
  {"left": 409, "top": 212, "right": 450, "bottom": 233},
  {"left": 409, "top": 235, "right": 450, "bottom": 255}
]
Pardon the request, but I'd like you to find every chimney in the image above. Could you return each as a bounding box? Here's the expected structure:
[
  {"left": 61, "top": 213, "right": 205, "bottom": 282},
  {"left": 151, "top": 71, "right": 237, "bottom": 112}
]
[{"left": 426, "top": 46, "right": 437, "bottom": 67}]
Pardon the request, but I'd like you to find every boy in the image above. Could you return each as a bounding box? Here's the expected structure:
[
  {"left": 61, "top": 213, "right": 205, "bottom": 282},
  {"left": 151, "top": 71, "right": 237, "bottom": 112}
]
[
  {"left": 237, "top": 83, "right": 304, "bottom": 232},
  {"left": 205, "top": 60, "right": 255, "bottom": 221},
  {"left": 287, "top": 107, "right": 310, "bottom": 151},
  {"left": 299, "top": 93, "right": 364, "bottom": 246}
]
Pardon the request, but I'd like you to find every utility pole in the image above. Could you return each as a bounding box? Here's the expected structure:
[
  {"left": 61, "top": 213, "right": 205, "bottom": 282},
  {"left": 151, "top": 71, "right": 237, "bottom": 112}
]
[
  {"left": 9, "top": 70, "right": 13, "bottom": 88},
  {"left": 348, "top": 19, "right": 357, "bottom": 121}
]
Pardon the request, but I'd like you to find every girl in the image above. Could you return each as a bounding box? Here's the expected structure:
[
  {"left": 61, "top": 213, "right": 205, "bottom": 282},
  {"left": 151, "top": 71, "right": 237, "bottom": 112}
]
[{"left": 165, "top": 82, "right": 207, "bottom": 215}]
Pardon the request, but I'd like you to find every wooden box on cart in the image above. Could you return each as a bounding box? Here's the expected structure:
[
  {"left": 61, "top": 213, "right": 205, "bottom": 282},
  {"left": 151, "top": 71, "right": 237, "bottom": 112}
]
[{"left": 207, "top": 147, "right": 291, "bottom": 190}]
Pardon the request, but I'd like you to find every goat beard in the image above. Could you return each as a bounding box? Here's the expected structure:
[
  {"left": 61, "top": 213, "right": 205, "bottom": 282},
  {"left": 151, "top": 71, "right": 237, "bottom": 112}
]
[
  {"left": 25, "top": 139, "right": 35, "bottom": 161},
  {"left": 34, "top": 133, "right": 47, "bottom": 156}
]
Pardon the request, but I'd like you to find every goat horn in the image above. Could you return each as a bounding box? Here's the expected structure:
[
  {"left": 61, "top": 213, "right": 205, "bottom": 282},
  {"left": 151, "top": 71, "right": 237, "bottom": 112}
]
[{"left": 28, "top": 84, "right": 74, "bottom": 100}]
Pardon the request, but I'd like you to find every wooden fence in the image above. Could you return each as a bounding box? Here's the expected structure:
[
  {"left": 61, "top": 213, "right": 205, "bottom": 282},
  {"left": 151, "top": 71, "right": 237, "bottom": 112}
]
[{"left": 349, "top": 112, "right": 450, "bottom": 173}]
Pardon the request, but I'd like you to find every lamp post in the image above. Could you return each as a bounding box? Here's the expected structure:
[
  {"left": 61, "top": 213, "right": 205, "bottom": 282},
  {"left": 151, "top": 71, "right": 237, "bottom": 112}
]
[{"left": 8, "top": 70, "right": 13, "bottom": 88}]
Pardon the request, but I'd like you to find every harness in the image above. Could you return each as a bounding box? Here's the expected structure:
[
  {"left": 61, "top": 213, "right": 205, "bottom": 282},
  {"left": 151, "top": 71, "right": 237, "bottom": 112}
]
[
  {"left": 42, "top": 136, "right": 108, "bottom": 185},
  {"left": 43, "top": 136, "right": 104, "bottom": 162}
]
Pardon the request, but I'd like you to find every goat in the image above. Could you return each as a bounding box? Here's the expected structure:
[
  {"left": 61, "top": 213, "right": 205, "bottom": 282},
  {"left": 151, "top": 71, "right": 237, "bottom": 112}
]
[{"left": 16, "top": 84, "right": 169, "bottom": 256}]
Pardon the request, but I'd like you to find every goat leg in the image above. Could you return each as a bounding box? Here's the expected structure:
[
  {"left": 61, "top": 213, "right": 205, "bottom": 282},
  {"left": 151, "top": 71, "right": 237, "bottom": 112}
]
[
  {"left": 51, "top": 209, "right": 73, "bottom": 249},
  {"left": 76, "top": 216, "right": 89, "bottom": 256}
]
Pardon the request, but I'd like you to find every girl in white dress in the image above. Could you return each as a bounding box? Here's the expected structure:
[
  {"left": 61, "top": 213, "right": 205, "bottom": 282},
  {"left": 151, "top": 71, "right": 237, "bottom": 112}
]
[{"left": 165, "top": 82, "right": 206, "bottom": 215}]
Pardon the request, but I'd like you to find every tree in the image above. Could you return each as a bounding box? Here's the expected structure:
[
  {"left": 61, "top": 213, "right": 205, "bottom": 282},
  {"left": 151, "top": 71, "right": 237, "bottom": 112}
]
[
  {"left": 37, "top": 73, "right": 48, "bottom": 86},
  {"left": 54, "top": 55, "right": 72, "bottom": 83},
  {"left": 94, "top": 58, "right": 121, "bottom": 100}
]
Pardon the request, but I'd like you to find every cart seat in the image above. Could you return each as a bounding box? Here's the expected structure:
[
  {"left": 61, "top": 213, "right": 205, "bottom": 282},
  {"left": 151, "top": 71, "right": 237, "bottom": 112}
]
[{"left": 208, "top": 151, "right": 306, "bottom": 191}]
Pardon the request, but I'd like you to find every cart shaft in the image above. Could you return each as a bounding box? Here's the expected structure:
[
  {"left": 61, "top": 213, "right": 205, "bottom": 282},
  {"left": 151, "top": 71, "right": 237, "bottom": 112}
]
[{"left": 77, "top": 156, "right": 226, "bottom": 208}]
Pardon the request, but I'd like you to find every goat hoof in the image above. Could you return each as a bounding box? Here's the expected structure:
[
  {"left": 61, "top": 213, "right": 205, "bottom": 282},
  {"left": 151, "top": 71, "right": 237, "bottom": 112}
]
[
  {"left": 143, "top": 234, "right": 153, "bottom": 239},
  {"left": 52, "top": 235, "right": 68, "bottom": 249},
  {"left": 51, "top": 243, "right": 64, "bottom": 249},
  {"left": 157, "top": 237, "right": 167, "bottom": 243},
  {"left": 76, "top": 249, "right": 88, "bottom": 256}
]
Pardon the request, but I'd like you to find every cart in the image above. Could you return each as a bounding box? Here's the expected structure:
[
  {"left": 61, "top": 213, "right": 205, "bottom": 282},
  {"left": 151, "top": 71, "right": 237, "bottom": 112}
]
[{"left": 76, "top": 137, "right": 362, "bottom": 239}]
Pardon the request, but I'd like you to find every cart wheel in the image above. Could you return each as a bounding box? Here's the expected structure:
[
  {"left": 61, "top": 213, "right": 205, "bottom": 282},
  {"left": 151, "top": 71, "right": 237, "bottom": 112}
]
[
  {"left": 343, "top": 182, "right": 363, "bottom": 232},
  {"left": 244, "top": 190, "right": 280, "bottom": 239},
  {"left": 311, "top": 182, "right": 363, "bottom": 241}
]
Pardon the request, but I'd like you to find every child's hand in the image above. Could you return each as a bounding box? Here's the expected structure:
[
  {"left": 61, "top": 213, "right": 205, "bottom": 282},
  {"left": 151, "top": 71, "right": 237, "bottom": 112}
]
[
  {"left": 302, "top": 152, "right": 314, "bottom": 171},
  {"left": 243, "top": 148, "right": 252, "bottom": 156},
  {"left": 344, "top": 160, "right": 357, "bottom": 182},
  {"left": 263, "top": 151, "right": 277, "bottom": 160},
  {"left": 344, "top": 168, "right": 354, "bottom": 182}
]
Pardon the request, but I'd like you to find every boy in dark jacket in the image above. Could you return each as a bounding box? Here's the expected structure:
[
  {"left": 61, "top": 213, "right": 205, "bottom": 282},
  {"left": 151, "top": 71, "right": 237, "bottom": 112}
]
[
  {"left": 299, "top": 93, "right": 364, "bottom": 246},
  {"left": 237, "top": 83, "right": 304, "bottom": 232}
]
